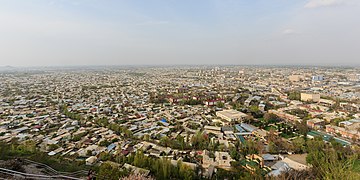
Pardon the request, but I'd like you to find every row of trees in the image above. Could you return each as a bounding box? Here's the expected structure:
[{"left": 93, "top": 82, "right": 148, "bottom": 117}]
[
  {"left": 60, "top": 104, "right": 82, "bottom": 120},
  {"left": 93, "top": 117, "right": 133, "bottom": 138},
  {"left": 158, "top": 131, "right": 225, "bottom": 152},
  {"left": 149, "top": 94, "right": 169, "bottom": 104},
  {"left": 98, "top": 151, "right": 198, "bottom": 180},
  {"left": 97, "top": 162, "right": 129, "bottom": 180},
  {"left": 267, "top": 128, "right": 360, "bottom": 179},
  {"left": 2, "top": 136, "right": 359, "bottom": 179},
  {"left": 285, "top": 108, "right": 310, "bottom": 119},
  {"left": 306, "top": 137, "right": 360, "bottom": 179},
  {"left": 288, "top": 91, "right": 301, "bottom": 100},
  {"left": 0, "top": 140, "right": 88, "bottom": 173},
  {"left": 228, "top": 136, "right": 360, "bottom": 179}
]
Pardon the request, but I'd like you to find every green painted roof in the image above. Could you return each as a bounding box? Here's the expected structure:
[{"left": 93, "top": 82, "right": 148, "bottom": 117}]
[{"left": 307, "top": 131, "right": 351, "bottom": 146}]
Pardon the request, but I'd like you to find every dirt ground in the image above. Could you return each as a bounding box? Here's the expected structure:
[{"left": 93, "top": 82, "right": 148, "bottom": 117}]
[{"left": 0, "top": 159, "right": 50, "bottom": 179}]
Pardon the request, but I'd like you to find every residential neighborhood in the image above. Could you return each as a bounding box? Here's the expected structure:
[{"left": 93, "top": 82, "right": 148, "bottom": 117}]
[{"left": 0, "top": 66, "right": 359, "bottom": 179}]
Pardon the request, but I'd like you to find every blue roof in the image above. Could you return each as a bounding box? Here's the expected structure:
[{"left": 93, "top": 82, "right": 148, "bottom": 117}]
[
  {"left": 240, "top": 123, "right": 257, "bottom": 132},
  {"left": 107, "top": 143, "right": 116, "bottom": 151},
  {"left": 161, "top": 118, "right": 167, "bottom": 123},
  {"left": 236, "top": 135, "right": 246, "bottom": 143},
  {"left": 235, "top": 124, "right": 246, "bottom": 133}
]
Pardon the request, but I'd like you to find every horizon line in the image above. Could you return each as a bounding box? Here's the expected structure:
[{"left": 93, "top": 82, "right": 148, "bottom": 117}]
[{"left": 2, "top": 63, "right": 360, "bottom": 69}]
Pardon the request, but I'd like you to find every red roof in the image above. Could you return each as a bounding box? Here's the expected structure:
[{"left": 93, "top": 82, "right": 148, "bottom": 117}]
[{"left": 33, "top": 125, "right": 42, "bottom": 129}]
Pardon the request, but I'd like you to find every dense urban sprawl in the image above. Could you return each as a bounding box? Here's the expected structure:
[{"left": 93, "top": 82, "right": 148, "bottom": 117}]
[{"left": 0, "top": 66, "right": 359, "bottom": 179}]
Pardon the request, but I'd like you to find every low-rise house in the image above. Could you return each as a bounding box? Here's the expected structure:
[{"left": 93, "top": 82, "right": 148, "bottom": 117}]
[
  {"left": 216, "top": 110, "right": 248, "bottom": 122},
  {"left": 262, "top": 154, "right": 279, "bottom": 161},
  {"left": 202, "top": 150, "right": 216, "bottom": 168},
  {"left": 246, "top": 154, "right": 264, "bottom": 169},
  {"left": 170, "top": 159, "right": 198, "bottom": 170},
  {"left": 301, "top": 93, "right": 320, "bottom": 102},
  {"left": 202, "top": 150, "right": 234, "bottom": 169},
  {"left": 268, "top": 161, "right": 291, "bottom": 177},
  {"left": 268, "top": 109, "right": 301, "bottom": 123},
  {"left": 240, "top": 123, "right": 257, "bottom": 133},
  {"left": 339, "top": 119, "right": 360, "bottom": 131},
  {"left": 204, "top": 99, "right": 225, "bottom": 106},
  {"left": 325, "top": 125, "right": 359, "bottom": 140},
  {"left": 204, "top": 126, "right": 222, "bottom": 135},
  {"left": 215, "top": 151, "right": 233, "bottom": 169},
  {"left": 282, "top": 155, "right": 308, "bottom": 171},
  {"left": 307, "top": 118, "right": 325, "bottom": 129},
  {"left": 48, "top": 147, "right": 65, "bottom": 156},
  {"left": 253, "top": 129, "right": 268, "bottom": 140}
]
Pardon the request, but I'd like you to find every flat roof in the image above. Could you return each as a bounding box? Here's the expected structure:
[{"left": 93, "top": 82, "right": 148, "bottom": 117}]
[
  {"left": 307, "top": 118, "right": 324, "bottom": 123},
  {"left": 307, "top": 131, "right": 351, "bottom": 146},
  {"left": 217, "top": 110, "right": 248, "bottom": 118},
  {"left": 235, "top": 124, "right": 246, "bottom": 133},
  {"left": 240, "top": 123, "right": 257, "bottom": 132},
  {"left": 204, "top": 125, "right": 221, "bottom": 131}
]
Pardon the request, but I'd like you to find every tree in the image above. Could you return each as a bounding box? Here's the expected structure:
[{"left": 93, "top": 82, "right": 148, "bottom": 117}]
[
  {"left": 277, "top": 169, "right": 316, "bottom": 180},
  {"left": 216, "top": 102, "right": 225, "bottom": 108},
  {"left": 134, "top": 151, "right": 147, "bottom": 167},
  {"left": 48, "top": 144, "right": 60, "bottom": 151},
  {"left": 176, "top": 135, "right": 186, "bottom": 150},
  {"left": 268, "top": 141, "right": 279, "bottom": 154},
  {"left": 112, "top": 138, "right": 119, "bottom": 143},
  {"left": 124, "top": 129, "right": 133, "bottom": 138},
  {"left": 229, "top": 147, "right": 241, "bottom": 161},
  {"left": 292, "top": 137, "right": 306, "bottom": 154},
  {"left": 296, "top": 120, "right": 309, "bottom": 136},
  {"left": 288, "top": 91, "right": 301, "bottom": 100},
  {"left": 99, "top": 140, "right": 111, "bottom": 147},
  {"left": 263, "top": 113, "right": 280, "bottom": 123},
  {"left": 86, "top": 150, "right": 93, "bottom": 156},
  {"left": 179, "top": 162, "right": 196, "bottom": 180},
  {"left": 240, "top": 140, "right": 263, "bottom": 156},
  {"left": 99, "top": 152, "right": 111, "bottom": 161},
  {"left": 98, "top": 162, "right": 128, "bottom": 180},
  {"left": 351, "top": 136, "right": 357, "bottom": 143},
  {"left": 143, "top": 134, "right": 150, "bottom": 141},
  {"left": 191, "top": 131, "right": 209, "bottom": 150},
  {"left": 249, "top": 105, "right": 263, "bottom": 118},
  {"left": 306, "top": 137, "right": 360, "bottom": 180},
  {"left": 16, "top": 140, "right": 36, "bottom": 154},
  {"left": 159, "top": 136, "right": 171, "bottom": 147}
]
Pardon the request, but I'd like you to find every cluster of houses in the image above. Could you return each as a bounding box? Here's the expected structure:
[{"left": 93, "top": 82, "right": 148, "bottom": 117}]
[{"left": 0, "top": 66, "right": 359, "bottom": 178}]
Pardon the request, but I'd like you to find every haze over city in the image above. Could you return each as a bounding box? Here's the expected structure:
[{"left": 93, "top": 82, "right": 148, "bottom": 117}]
[
  {"left": 1, "top": 1, "right": 360, "bottom": 180},
  {"left": 0, "top": 0, "right": 359, "bottom": 67}
]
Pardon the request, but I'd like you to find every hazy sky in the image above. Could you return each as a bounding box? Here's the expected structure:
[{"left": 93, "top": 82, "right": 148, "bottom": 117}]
[{"left": 0, "top": 0, "right": 359, "bottom": 66}]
